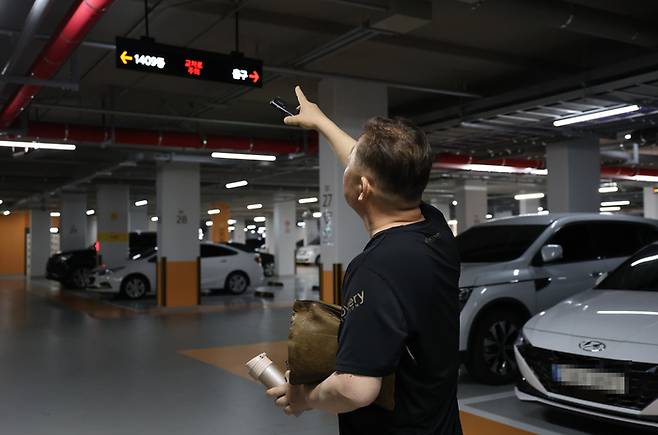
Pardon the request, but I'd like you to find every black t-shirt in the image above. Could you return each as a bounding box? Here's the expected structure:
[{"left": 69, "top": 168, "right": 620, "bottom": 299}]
[{"left": 336, "top": 202, "right": 462, "bottom": 435}]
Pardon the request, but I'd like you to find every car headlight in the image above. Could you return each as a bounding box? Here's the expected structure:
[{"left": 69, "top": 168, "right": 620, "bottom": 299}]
[{"left": 458, "top": 287, "right": 474, "bottom": 311}]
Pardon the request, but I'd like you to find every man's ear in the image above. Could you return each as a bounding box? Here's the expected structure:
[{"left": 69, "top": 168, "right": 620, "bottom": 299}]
[{"left": 359, "top": 176, "right": 371, "bottom": 201}]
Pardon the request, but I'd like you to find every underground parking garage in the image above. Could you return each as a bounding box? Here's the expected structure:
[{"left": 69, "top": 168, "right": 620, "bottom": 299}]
[{"left": 2, "top": 0, "right": 658, "bottom": 434}]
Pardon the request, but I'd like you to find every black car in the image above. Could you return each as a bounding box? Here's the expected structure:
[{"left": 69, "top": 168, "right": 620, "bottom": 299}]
[
  {"left": 227, "top": 242, "right": 275, "bottom": 277},
  {"left": 46, "top": 232, "right": 157, "bottom": 289}
]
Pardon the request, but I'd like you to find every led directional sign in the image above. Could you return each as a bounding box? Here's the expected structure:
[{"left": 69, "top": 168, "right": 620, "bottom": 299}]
[{"left": 115, "top": 37, "right": 263, "bottom": 87}]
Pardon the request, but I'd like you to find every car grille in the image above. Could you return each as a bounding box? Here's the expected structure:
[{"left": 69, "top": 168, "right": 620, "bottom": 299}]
[{"left": 519, "top": 344, "right": 658, "bottom": 410}]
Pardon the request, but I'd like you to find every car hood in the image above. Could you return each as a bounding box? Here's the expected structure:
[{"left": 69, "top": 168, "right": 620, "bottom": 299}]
[
  {"left": 459, "top": 261, "right": 524, "bottom": 287},
  {"left": 526, "top": 289, "right": 658, "bottom": 346}
]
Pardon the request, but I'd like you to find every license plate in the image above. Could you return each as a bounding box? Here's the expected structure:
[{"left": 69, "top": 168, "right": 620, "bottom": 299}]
[{"left": 552, "top": 364, "right": 626, "bottom": 394}]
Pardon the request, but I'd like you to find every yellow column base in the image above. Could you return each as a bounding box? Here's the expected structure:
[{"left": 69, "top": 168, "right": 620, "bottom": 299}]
[{"left": 157, "top": 257, "right": 200, "bottom": 307}]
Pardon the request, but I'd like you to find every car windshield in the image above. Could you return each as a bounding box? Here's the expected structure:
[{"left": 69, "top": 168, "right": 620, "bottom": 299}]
[
  {"left": 596, "top": 243, "right": 658, "bottom": 292},
  {"left": 456, "top": 224, "right": 548, "bottom": 263}
]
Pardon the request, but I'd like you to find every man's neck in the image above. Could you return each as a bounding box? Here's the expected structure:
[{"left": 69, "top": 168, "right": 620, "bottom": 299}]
[{"left": 365, "top": 206, "right": 425, "bottom": 237}]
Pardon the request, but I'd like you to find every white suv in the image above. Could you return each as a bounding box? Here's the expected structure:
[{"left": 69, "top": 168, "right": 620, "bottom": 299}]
[{"left": 457, "top": 213, "right": 658, "bottom": 384}]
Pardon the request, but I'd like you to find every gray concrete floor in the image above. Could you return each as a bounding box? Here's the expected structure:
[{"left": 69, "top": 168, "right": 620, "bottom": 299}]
[{"left": 0, "top": 267, "right": 654, "bottom": 435}]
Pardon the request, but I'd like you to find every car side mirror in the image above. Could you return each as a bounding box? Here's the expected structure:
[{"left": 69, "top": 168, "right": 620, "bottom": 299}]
[{"left": 541, "top": 244, "right": 563, "bottom": 264}]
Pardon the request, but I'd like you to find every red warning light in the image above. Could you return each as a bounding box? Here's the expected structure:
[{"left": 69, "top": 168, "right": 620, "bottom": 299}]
[{"left": 185, "top": 59, "right": 204, "bottom": 76}]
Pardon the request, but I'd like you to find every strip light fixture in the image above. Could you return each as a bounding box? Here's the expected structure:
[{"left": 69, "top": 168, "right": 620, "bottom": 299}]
[
  {"left": 601, "top": 200, "right": 630, "bottom": 207},
  {"left": 0, "top": 140, "right": 76, "bottom": 151},
  {"left": 134, "top": 199, "right": 148, "bottom": 207},
  {"left": 227, "top": 219, "right": 237, "bottom": 225},
  {"left": 50, "top": 211, "right": 61, "bottom": 217},
  {"left": 553, "top": 105, "right": 640, "bottom": 127},
  {"left": 150, "top": 216, "right": 159, "bottom": 222},
  {"left": 312, "top": 212, "right": 322, "bottom": 218},
  {"left": 253, "top": 216, "right": 266, "bottom": 222},
  {"left": 226, "top": 180, "right": 248, "bottom": 189},
  {"left": 599, "top": 183, "right": 618, "bottom": 194},
  {"left": 2, "top": 210, "right": 10, "bottom": 216},
  {"left": 247, "top": 203, "right": 262, "bottom": 210},
  {"left": 211, "top": 152, "right": 276, "bottom": 162},
  {"left": 600, "top": 206, "right": 621, "bottom": 212},
  {"left": 298, "top": 197, "right": 318, "bottom": 204},
  {"left": 207, "top": 209, "right": 220, "bottom": 215},
  {"left": 86, "top": 209, "right": 95, "bottom": 216},
  {"left": 461, "top": 164, "right": 547, "bottom": 176},
  {"left": 514, "top": 193, "right": 545, "bottom": 200},
  {"left": 205, "top": 220, "right": 213, "bottom": 227}
]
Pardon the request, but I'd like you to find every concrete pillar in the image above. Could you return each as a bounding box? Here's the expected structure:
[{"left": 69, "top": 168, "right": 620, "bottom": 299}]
[
  {"left": 273, "top": 200, "right": 296, "bottom": 276},
  {"left": 156, "top": 162, "right": 200, "bottom": 307},
  {"left": 60, "top": 193, "right": 87, "bottom": 251},
  {"left": 29, "top": 209, "right": 50, "bottom": 277},
  {"left": 232, "top": 219, "right": 246, "bottom": 243},
  {"left": 210, "top": 202, "right": 230, "bottom": 243},
  {"left": 643, "top": 187, "right": 658, "bottom": 219},
  {"left": 547, "top": 136, "right": 600, "bottom": 213},
  {"left": 304, "top": 217, "right": 320, "bottom": 245},
  {"left": 130, "top": 205, "right": 148, "bottom": 231},
  {"left": 264, "top": 214, "right": 274, "bottom": 253},
  {"left": 519, "top": 198, "right": 540, "bottom": 215},
  {"left": 318, "top": 79, "right": 387, "bottom": 303},
  {"left": 86, "top": 215, "right": 97, "bottom": 245},
  {"left": 455, "top": 180, "right": 487, "bottom": 233},
  {"left": 97, "top": 185, "right": 130, "bottom": 268}
]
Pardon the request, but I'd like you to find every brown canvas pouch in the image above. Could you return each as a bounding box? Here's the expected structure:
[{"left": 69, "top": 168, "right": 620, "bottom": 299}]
[{"left": 287, "top": 300, "right": 395, "bottom": 411}]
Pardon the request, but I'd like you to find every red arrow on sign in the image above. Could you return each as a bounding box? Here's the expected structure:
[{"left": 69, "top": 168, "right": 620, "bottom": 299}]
[{"left": 248, "top": 70, "right": 260, "bottom": 83}]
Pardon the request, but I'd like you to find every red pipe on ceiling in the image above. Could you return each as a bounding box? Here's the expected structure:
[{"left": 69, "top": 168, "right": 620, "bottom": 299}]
[
  {"left": 23, "top": 122, "right": 319, "bottom": 154},
  {"left": 0, "top": 0, "right": 114, "bottom": 128}
]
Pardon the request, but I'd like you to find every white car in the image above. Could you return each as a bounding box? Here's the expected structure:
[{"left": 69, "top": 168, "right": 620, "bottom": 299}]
[
  {"left": 457, "top": 213, "right": 658, "bottom": 384},
  {"left": 296, "top": 244, "right": 321, "bottom": 265},
  {"left": 88, "top": 243, "right": 264, "bottom": 299},
  {"left": 515, "top": 242, "right": 658, "bottom": 429}
]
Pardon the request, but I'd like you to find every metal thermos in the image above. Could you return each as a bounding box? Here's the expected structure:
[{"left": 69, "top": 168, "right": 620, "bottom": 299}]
[{"left": 245, "top": 352, "right": 286, "bottom": 388}]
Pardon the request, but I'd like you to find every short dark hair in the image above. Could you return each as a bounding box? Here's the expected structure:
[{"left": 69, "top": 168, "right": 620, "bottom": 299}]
[{"left": 355, "top": 117, "right": 433, "bottom": 204}]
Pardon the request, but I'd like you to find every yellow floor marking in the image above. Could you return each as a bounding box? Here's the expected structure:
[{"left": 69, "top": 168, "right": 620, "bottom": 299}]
[
  {"left": 460, "top": 410, "right": 535, "bottom": 435},
  {"left": 179, "top": 340, "right": 289, "bottom": 382}
]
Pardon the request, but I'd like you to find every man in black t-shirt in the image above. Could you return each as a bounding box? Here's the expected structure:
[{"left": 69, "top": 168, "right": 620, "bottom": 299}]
[{"left": 266, "top": 86, "right": 462, "bottom": 435}]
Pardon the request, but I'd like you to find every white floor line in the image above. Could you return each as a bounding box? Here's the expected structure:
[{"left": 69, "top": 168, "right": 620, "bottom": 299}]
[
  {"left": 459, "top": 403, "right": 565, "bottom": 435},
  {"left": 458, "top": 390, "right": 517, "bottom": 406}
]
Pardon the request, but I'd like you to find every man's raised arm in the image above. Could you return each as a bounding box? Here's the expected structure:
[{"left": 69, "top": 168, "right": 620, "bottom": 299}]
[{"left": 284, "top": 86, "right": 356, "bottom": 167}]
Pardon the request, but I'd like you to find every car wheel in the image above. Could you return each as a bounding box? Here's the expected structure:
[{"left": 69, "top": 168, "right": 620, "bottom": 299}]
[
  {"left": 225, "top": 272, "right": 249, "bottom": 295},
  {"left": 121, "top": 275, "right": 149, "bottom": 300},
  {"left": 69, "top": 267, "right": 91, "bottom": 289},
  {"left": 263, "top": 262, "right": 275, "bottom": 277},
  {"left": 314, "top": 255, "right": 321, "bottom": 265},
  {"left": 466, "top": 309, "right": 525, "bottom": 385}
]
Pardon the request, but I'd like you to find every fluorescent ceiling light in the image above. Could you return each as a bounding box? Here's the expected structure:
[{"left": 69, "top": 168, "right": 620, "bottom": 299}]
[
  {"left": 298, "top": 197, "right": 318, "bottom": 204},
  {"left": 134, "top": 199, "right": 148, "bottom": 207},
  {"left": 0, "top": 140, "right": 76, "bottom": 151},
  {"left": 228, "top": 226, "right": 235, "bottom": 231},
  {"left": 312, "top": 212, "right": 322, "bottom": 218},
  {"left": 49, "top": 211, "right": 60, "bottom": 217},
  {"left": 207, "top": 209, "right": 221, "bottom": 215},
  {"left": 599, "top": 185, "right": 619, "bottom": 194},
  {"left": 247, "top": 224, "right": 256, "bottom": 230},
  {"left": 0, "top": 200, "right": 3, "bottom": 205},
  {"left": 297, "top": 221, "right": 305, "bottom": 227},
  {"left": 226, "top": 180, "right": 248, "bottom": 189},
  {"left": 553, "top": 105, "right": 640, "bottom": 127},
  {"left": 462, "top": 164, "right": 547, "bottom": 176},
  {"left": 227, "top": 219, "right": 237, "bottom": 225},
  {"left": 247, "top": 203, "right": 262, "bottom": 210},
  {"left": 2, "top": 210, "right": 10, "bottom": 216},
  {"left": 257, "top": 226, "right": 266, "bottom": 232},
  {"left": 538, "top": 210, "right": 550, "bottom": 215},
  {"left": 49, "top": 227, "right": 59, "bottom": 233},
  {"left": 537, "top": 207, "right": 544, "bottom": 212},
  {"left": 211, "top": 152, "right": 276, "bottom": 161},
  {"left": 624, "top": 133, "right": 632, "bottom": 140},
  {"left": 243, "top": 228, "right": 248, "bottom": 232},
  {"left": 447, "top": 219, "right": 458, "bottom": 225},
  {"left": 514, "top": 192, "right": 545, "bottom": 200},
  {"left": 150, "top": 216, "right": 159, "bottom": 222},
  {"left": 253, "top": 216, "right": 266, "bottom": 222},
  {"left": 601, "top": 200, "right": 630, "bottom": 207},
  {"left": 86, "top": 209, "right": 95, "bottom": 216},
  {"left": 600, "top": 206, "right": 621, "bottom": 212},
  {"left": 451, "top": 200, "right": 458, "bottom": 206},
  {"left": 205, "top": 220, "right": 213, "bottom": 227},
  {"left": 630, "top": 175, "right": 658, "bottom": 183},
  {"left": 485, "top": 213, "right": 493, "bottom": 219}
]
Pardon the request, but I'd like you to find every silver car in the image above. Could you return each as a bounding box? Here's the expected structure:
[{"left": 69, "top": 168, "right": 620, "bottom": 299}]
[{"left": 457, "top": 213, "right": 658, "bottom": 384}]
